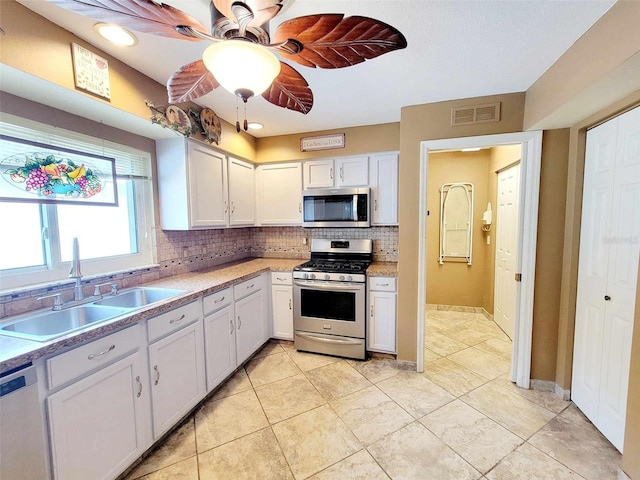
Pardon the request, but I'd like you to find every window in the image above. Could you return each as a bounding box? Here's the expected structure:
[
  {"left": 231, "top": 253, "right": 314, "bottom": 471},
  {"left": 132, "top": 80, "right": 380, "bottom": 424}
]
[{"left": 0, "top": 115, "right": 155, "bottom": 290}]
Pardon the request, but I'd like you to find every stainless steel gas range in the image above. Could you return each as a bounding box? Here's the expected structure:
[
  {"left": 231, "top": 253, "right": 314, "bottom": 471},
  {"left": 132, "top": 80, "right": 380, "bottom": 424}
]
[{"left": 293, "top": 239, "right": 372, "bottom": 360}]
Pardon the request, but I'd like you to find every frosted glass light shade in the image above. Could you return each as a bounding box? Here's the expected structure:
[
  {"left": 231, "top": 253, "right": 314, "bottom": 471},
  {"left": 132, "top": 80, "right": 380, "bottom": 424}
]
[{"left": 202, "top": 40, "right": 281, "bottom": 98}]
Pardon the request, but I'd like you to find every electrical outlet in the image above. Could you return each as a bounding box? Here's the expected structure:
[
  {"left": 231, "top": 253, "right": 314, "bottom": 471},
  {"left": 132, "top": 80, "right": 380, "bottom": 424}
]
[
  {"left": 302, "top": 237, "right": 308, "bottom": 245},
  {"left": 486, "top": 235, "right": 491, "bottom": 246}
]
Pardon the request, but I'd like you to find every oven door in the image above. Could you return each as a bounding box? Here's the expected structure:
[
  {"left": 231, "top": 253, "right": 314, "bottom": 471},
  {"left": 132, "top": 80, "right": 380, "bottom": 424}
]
[{"left": 293, "top": 279, "right": 365, "bottom": 338}]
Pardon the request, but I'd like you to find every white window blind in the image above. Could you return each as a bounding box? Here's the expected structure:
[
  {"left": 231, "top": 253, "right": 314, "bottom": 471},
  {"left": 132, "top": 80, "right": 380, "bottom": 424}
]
[{"left": 0, "top": 114, "right": 151, "bottom": 178}]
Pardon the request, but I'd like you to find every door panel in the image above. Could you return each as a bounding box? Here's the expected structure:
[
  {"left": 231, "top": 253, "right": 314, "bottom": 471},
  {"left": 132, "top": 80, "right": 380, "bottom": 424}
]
[{"left": 494, "top": 163, "right": 520, "bottom": 339}]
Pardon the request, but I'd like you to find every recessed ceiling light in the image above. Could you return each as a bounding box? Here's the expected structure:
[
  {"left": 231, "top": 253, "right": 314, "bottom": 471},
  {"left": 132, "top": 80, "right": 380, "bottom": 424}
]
[
  {"left": 461, "top": 147, "right": 481, "bottom": 152},
  {"left": 94, "top": 23, "right": 138, "bottom": 47},
  {"left": 247, "top": 122, "right": 264, "bottom": 130}
]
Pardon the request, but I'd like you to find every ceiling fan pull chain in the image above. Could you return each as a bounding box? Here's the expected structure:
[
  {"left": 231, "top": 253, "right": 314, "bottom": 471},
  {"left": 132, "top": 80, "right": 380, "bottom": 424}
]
[
  {"left": 243, "top": 102, "right": 248, "bottom": 131},
  {"left": 235, "top": 97, "right": 241, "bottom": 133}
]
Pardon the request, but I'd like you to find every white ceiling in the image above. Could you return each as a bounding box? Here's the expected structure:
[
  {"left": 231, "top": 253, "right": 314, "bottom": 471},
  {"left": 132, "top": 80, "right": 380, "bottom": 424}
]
[{"left": 13, "top": 0, "right": 616, "bottom": 138}]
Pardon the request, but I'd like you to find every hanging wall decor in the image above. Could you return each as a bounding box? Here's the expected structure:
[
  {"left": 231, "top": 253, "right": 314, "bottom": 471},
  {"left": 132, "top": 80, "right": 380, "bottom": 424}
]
[
  {"left": 0, "top": 135, "right": 118, "bottom": 206},
  {"left": 146, "top": 101, "right": 221, "bottom": 145},
  {"left": 71, "top": 43, "right": 111, "bottom": 100}
]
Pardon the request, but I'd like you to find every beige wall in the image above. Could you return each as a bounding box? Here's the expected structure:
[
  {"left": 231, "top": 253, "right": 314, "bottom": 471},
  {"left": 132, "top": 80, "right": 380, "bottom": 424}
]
[
  {"left": 255, "top": 122, "right": 400, "bottom": 163},
  {"left": 0, "top": 0, "right": 257, "bottom": 162},
  {"left": 397, "top": 92, "right": 526, "bottom": 361},
  {"left": 426, "top": 150, "right": 490, "bottom": 308},
  {"left": 484, "top": 145, "right": 522, "bottom": 313}
]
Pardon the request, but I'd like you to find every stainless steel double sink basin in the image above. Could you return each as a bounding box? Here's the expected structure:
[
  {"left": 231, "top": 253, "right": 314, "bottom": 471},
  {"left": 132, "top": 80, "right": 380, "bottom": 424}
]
[{"left": 0, "top": 287, "right": 188, "bottom": 342}]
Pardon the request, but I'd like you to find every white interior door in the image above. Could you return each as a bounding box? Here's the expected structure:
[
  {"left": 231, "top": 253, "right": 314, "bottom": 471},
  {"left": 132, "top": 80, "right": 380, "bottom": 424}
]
[
  {"left": 494, "top": 163, "right": 520, "bottom": 339},
  {"left": 573, "top": 105, "right": 640, "bottom": 452}
]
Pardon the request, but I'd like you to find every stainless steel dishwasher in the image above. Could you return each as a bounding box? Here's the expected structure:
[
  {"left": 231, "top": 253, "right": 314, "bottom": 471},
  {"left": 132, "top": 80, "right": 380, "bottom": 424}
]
[{"left": 0, "top": 363, "right": 48, "bottom": 480}]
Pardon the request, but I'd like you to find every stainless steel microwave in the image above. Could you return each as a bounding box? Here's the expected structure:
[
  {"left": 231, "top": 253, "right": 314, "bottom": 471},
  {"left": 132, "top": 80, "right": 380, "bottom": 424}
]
[{"left": 302, "top": 187, "right": 370, "bottom": 228}]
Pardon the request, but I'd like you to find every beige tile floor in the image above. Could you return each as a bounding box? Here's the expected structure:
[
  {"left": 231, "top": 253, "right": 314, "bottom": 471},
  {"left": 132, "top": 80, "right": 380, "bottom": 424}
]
[{"left": 122, "top": 310, "right": 621, "bottom": 480}]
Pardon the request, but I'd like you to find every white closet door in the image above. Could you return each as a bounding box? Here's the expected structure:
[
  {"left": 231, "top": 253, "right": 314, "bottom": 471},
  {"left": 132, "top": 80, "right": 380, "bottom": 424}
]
[
  {"left": 573, "top": 105, "right": 640, "bottom": 452},
  {"left": 494, "top": 163, "right": 520, "bottom": 339},
  {"left": 598, "top": 106, "right": 640, "bottom": 449}
]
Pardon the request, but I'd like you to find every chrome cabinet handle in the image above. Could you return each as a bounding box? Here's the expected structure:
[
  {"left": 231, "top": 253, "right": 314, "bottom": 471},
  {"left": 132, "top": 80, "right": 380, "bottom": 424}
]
[
  {"left": 214, "top": 296, "right": 225, "bottom": 304},
  {"left": 276, "top": 277, "right": 286, "bottom": 281},
  {"left": 377, "top": 283, "right": 390, "bottom": 287},
  {"left": 237, "top": 316, "right": 242, "bottom": 329},
  {"left": 374, "top": 199, "right": 378, "bottom": 211},
  {"left": 169, "top": 314, "right": 186, "bottom": 324},
  {"left": 229, "top": 319, "right": 234, "bottom": 334},
  {"left": 135, "top": 376, "right": 142, "bottom": 398},
  {"left": 289, "top": 299, "right": 292, "bottom": 310},
  {"left": 154, "top": 365, "right": 160, "bottom": 385},
  {"left": 224, "top": 201, "right": 228, "bottom": 213},
  {"left": 247, "top": 283, "right": 254, "bottom": 289},
  {"left": 330, "top": 168, "right": 333, "bottom": 179},
  {"left": 340, "top": 167, "right": 344, "bottom": 180},
  {"left": 299, "top": 203, "right": 302, "bottom": 213},
  {"left": 88, "top": 344, "right": 115, "bottom": 360},
  {"left": 370, "top": 304, "right": 374, "bottom": 317},
  {"left": 231, "top": 202, "right": 235, "bottom": 213}
]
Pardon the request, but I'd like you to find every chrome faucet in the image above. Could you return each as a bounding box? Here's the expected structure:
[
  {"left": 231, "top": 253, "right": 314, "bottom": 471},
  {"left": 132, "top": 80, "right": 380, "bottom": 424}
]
[{"left": 69, "top": 237, "right": 84, "bottom": 301}]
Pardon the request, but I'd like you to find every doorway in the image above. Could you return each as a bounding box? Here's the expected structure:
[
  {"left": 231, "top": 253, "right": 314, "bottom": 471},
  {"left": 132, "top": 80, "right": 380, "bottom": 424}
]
[{"left": 416, "top": 132, "right": 543, "bottom": 389}]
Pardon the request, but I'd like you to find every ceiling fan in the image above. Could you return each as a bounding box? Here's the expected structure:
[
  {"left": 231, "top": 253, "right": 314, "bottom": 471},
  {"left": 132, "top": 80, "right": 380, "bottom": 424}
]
[{"left": 50, "top": 0, "right": 407, "bottom": 120}]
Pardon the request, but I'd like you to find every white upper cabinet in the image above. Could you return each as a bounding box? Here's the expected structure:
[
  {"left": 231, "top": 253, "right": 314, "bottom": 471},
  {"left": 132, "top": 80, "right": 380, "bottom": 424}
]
[
  {"left": 256, "top": 162, "right": 302, "bottom": 225},
  {"left": 303, "top": 158, "right": 335, "bottom": 188},
  {"left": 228, "top": 157, "right": 255, "bottom": 226},
  {"left": 303, "top": 156, "right": 369, "bottom": 189},
  {"left": 370, "top": 153, "right": 399, "bottom": 225},
  {"left": 157, "top": 139, "right": 228, "bottom": 230},
  {"left": 157, "top": 139, "right": 255, "bottom": 230},
  {"left": 336, "top": 156, "right": 369, "bottom": 187}
]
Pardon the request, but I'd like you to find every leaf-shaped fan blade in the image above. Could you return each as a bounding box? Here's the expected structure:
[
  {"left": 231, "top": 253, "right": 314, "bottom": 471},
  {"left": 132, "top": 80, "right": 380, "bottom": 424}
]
[
  {"left": 262, "top": 62, "right": 313, "bottom": 114},
  {"left": 273, "top": 14, "right": 408, "bottom": 68},
  {"left": 167, "top": 60, "right": 220, "bottom": 103},
  {"left": 212, "top": 0, "right": 284, "bottom": 28},
  {"left": 49, "top": 0, "right": 208, "bottom": 41}
]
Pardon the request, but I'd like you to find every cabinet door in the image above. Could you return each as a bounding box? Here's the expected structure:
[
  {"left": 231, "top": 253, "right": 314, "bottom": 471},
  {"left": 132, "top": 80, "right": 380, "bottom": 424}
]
[
  {"left": 148, "top": 321, "right": 205, "bottom": 438},
  {"left": 228, "top": 157, "right": 255, "bottom": 226},
  {"left": 271, "top": 284, "right": 293, "bottom": 340},
  {"left": 303, "top": 159, "right": 334, "bottom": 188},
  {"left": 204, "top": 305, "right": 237, "bottom": 392},
  {"left": 235, "top": 290, "right": 265, "bottom": 364},
  {"left": 48, "top": 352, "right": 151, "bottom": 480},
  {"left": 368, "top": 291, "right": 397, "bottom": 353},
  {"left": 256, "top": 163, "right": 302, "bottom": 225},
  {"left": 336, "top": 156, "right": 369, "bottom": 187},
  {"left": 187, "top": 141, "right": 228, "bottom": 228},
  {"left": 370, "top": 153, "right": 399, "bottom": 225}
]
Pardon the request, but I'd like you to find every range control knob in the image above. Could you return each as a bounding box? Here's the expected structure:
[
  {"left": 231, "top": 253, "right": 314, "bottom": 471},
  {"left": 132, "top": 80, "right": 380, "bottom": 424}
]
[
  {"left": 310, "top": 273, "right": 316, "bottom": 280},
  {"left": 303, "top": 273, "right": 309, "bottom": 279},
  {"left": 324, "top": 274, "right": 330, "bottom": 280},
  {"left": 347, "top": 275, "right": 353, "bottom": 282},
  {"left": 339, "top": 275, "right": 345, "bottom": 281}
]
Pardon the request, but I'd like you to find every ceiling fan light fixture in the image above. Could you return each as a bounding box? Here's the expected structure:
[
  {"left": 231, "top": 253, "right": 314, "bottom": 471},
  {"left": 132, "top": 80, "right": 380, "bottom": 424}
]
[
  {"left": 94, "top": 23, "right": 137, "bottom": 47},
  {"left": 247, "top": 122, "right": 263, "bottom": 130},
  {"left": 202, "top": 40, "right": 281, "bottom": 100}
]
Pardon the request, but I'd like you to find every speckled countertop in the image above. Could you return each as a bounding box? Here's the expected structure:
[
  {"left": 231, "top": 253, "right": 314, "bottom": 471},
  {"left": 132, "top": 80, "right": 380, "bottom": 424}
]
[{"left": 0, "top": 258, "right": 397, "bottom": 373}]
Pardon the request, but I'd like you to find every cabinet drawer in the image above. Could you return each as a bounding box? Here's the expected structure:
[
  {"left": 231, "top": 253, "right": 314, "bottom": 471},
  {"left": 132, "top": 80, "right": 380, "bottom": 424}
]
[
  {"left": 47, "top": 325, "right": 140, "bottom": 389},
  {"left": 148, "top": 300, "right": 201, "bottom": 343},
  {"left": 203, "top": 287, "right": 233, "bottom": 315},
  {"left": 234, "top": 275, "right": 263, "bottom": 300},
  {"left": 271, "top": 272, "right": 292, "bottom": 285},
  {"left": 369, "top": 277, "right": 396, "bottom": 292}
]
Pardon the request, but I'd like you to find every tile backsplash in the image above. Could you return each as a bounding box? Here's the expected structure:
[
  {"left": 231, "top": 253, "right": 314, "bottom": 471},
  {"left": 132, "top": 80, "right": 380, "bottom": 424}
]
[{"left": 1, "top": 226, "right": 397, "bottom": 318}]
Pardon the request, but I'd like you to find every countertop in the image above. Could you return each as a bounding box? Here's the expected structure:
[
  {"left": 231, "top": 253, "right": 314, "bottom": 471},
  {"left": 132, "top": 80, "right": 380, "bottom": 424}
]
[{"left": 0, "top": 258, "right": 397, "bottom": 373}]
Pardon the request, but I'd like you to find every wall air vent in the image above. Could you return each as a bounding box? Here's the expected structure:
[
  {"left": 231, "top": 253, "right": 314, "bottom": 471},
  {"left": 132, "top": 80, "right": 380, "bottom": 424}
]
[{"left": 451, "top": 102, "right": 501, "bottom": 126}]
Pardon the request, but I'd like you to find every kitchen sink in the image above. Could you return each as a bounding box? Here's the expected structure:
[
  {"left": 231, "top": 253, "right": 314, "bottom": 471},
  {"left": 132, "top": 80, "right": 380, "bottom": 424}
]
[
  {"left": 92, "top": 287, "right": 188, "bottom": 309},
  {"left": 0, "top": 305, "right": 129, "bottom": 342}
]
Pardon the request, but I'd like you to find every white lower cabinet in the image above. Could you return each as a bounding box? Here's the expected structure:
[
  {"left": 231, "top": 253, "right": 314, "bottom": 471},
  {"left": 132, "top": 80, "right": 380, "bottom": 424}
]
[
  {"left": 47, "top": 350, "right": 150, "bottom": 480},
  {"left": 148, "top": 319, "right": 205, "bottom": 439},
  {"left": 203, "top": 287, "right": 237, "bottom": 392},
  {"left": 271, "top": 272, "right": 293, "bottom": 340},
  {"left": 367, "top": 277, "right": 397, "bottom": 353},
  {"left": 235, "top": 288, "right": 266, "bottom": 364}
]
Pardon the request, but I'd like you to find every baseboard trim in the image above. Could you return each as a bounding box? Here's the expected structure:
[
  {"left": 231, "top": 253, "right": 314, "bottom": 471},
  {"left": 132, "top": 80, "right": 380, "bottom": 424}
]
[
  {"left": 530, "top": 379, "right": 555, "bottom": 392},
  {"left": 555, "top": 383, "right": 571, "bottom": 401}
]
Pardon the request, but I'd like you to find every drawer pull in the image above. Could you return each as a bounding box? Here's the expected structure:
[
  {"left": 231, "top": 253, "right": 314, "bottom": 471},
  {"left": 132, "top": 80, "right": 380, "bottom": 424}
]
[
  {"left": 214, "top": 296, "right": 226, "bottom": 304},
  {"left": 154, "top": 365, "right": 160, "bottom": 385},
  {"left": 247, "top": 283, "right": 254, "bottom": 289},
  {"left": 277, "top": 277, "right": 286, "bottom": 281},
  {"left": 169, "top": 314, "right": 186, "bottom": 324},
  {"left": 135, "top": 376, "right": 142, "bottom": 398},
  {"left": 87, "top": 344, "right": 115, "bottom": 360},
  {"left": 377, "top": 283, "right": 390, "bottom": 287}
]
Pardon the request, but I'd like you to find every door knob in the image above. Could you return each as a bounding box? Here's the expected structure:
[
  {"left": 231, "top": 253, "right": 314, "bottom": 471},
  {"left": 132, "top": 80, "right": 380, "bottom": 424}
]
[{"left": 604, "top": 295, "right": 611, "bottom": 301}]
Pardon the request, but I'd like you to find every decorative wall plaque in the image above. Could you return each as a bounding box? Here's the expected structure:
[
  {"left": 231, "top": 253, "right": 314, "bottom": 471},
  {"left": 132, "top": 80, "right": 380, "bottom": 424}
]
[
  {"left": 71, "top": 43, "right": 111, "bottom": 100},
  {"left": 300, "top": 134, "right": 345, "bottom": 152}
]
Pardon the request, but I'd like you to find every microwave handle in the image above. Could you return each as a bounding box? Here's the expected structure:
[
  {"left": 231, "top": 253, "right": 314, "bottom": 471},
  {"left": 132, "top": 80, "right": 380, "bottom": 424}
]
[{"left": 353, "top": 195, "right": 358, "bottom": 221}]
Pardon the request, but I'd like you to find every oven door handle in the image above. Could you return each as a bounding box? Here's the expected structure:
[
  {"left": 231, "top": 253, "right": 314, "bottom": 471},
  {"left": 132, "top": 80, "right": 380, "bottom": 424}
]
[
  {"left": 293, "top": 279, "right": 364, "bottom": 290},
  {"left": 296, "top": 332, "right": 364, "bottom": 345}
]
